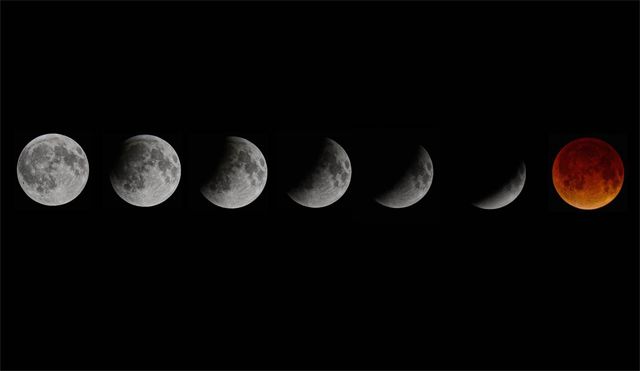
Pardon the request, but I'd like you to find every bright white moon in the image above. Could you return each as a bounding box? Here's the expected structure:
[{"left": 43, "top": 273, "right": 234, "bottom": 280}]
[{"left": 17, "top": 133, "right": 89, "bottom": 206}]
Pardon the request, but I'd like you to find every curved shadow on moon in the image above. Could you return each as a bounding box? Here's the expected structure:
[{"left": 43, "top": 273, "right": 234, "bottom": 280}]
[
  {"left": 287, "top": 137, "right": 352, "bottom": 208},
  {"left": 374, "top": 145, "right": 434, "bottom": 208},
  {"left": 200, "top": 136, "right": 268, "bottom": 209},
  {"left": 109, "top": 134, "right": 181, "bottom": 207},
  {"left": 473, "top": 161, "right": 526, "bottom": 210}
]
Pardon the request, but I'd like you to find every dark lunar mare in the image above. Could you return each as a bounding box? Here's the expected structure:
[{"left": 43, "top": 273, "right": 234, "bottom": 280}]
[{"left": 53, "top": 144, "right": 85, "bottom": 175}]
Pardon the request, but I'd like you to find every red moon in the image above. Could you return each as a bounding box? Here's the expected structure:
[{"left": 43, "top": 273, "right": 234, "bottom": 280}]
[{"left": 552, "top": 137, "right": 624, "bottom": 210}]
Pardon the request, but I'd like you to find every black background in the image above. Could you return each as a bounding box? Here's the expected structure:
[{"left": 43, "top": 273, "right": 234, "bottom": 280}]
[{"left": 2, "top": 1, "right": 638, "bottom": 370}]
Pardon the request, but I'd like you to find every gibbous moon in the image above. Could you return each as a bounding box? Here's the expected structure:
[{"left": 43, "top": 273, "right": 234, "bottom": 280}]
[
  {"left": 17, "top": 133, "right": 89, "bottom": 206},
  {"left": 552, "top": 137, "right": 624, "bottom": 210},
  {"left": 201, "top": 136, "right": 268, "bottom": 209},
  {"left": 473, "top": 161, "right": 526, "bottom": 210},
  {"left": 375, "top": 145, "right": 434, "bottom": 208},
  {"left": 288, "top": 137, "right": 352, "bottom": 208},
  {"left": 110, "top": 135, "right": 181, "bottom": 207}
]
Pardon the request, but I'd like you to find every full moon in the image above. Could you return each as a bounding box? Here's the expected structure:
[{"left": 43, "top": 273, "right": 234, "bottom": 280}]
[
  {"left": 552, "top": 137, "right": 624, "bottom": 210},
  {"left": 201, "top": 136, "right": 268, "bottom": 209},
  {"left": 473, "top": 161, "right": 526, "bottom": 210},
  {"left": 288, "top": 137, "right": 351, "bottom": 208},
  {"left": 110, "top": 135, "right": 181, "bottom": 207},
  {"left": 375, "top": 145, "right": 434, "bottom": 208},
  {"left": 17, "top": 133, "right": 89, "bottom": 206}
]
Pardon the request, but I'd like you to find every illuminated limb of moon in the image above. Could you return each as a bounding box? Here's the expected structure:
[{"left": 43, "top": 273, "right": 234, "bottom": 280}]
[{"left": 473, "top": 161, "right": 526, "bottom": 210}]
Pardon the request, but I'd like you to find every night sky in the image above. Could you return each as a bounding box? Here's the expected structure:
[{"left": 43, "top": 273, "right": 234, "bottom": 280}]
[{"left": 2, "top": 2, "right": 638, "bottom": 370}]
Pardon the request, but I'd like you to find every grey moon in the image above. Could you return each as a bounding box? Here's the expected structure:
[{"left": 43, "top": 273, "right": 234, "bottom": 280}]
[
  {"left": 110, "top": 135, "right": 181, "bottom": 207},
  {"left": 473, "top": 161, "right": 526, "bottom": 210},
  {"left": 288, "top": 137, "right": 352, "bottom": 208},
  {"left": 200, "top": 136, "right": 268, "bottom": 209},
  {"left": 16, "top": 133, "right": 89, "bottom": 206},
  {"left": 375, "top": 145, "right": 434, "bottom": 208}
]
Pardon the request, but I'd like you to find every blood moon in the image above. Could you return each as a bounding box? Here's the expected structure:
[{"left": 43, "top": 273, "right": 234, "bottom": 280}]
[{"left": 552, "top": 137, "right": 624, "bottom": 210}]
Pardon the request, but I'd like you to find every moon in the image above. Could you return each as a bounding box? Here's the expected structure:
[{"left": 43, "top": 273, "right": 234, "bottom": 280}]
[
  {"left": 110, "top": 135, "right": 181, "bottom": 207},
  {"left": 16, "top": 133, "right": 89, "bottom": 206},
  {"left": 375, "top": 145, "right": 434, "bottom": 208},
  {"left": 552, "top": 137, "right": 624, "bottom": 210},
  {"left": 200, "top": 136, "right": 268, "bottom": 209},
  {"left": 473, "top": 161, "right": 526, "bottom": 210},
  {"left": 288, "top": 137, "right": 352, "bottom": 208}
]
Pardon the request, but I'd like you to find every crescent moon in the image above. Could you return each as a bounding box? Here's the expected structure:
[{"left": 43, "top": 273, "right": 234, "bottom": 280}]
[
  {"left": 473, "top": 161, "right": 526, "bottom": 210},
  {"left": 375, "top": 145, "right": 434, "bottom": 208}
]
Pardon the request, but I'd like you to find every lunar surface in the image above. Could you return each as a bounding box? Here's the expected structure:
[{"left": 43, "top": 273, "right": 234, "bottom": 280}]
[
  {"left": 473, "top": 161, "right": 526, "bottom": 210},
  {"left": 552, "top": 137, "right": 624, "bottom": 210},
  {"left": 375, "top": 145, "right": 434, "bottom": 208},
  {"left": 17, "top": 133, "right": 89, "bottom": 206},
  {"left": 201, "top": 136, "right": 268, "bottom": 209},
  {"left": 288, "top": 138, "right": 351, "bottom": 208},
  {"left": 110, "top": 135, "right": 181, "bottom": 207}
]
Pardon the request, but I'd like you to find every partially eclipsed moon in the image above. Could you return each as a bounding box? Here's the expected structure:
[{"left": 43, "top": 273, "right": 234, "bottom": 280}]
[
  {"left": 375, "top": 145, "right": 434, "bottom": 208},
  {"left": 17, "top": 133, "right": 89, "bottom": 206},
  {"left": 200, "top": 136, "right": 268, "bottom": 209},
  {"left": 288, "top": 138, "right": 351, "bottom": 208},
  {"left": 473, "top": 161, "right": 526, "bottom": 210},
  {"left": 110, "top": 135, "right": 181, "bottom": 207},
  {"left": 552, "top": 137, "right": 624, "bottom": 210}
]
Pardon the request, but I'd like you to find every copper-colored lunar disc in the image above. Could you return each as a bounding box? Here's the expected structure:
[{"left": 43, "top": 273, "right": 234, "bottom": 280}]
[{"left": 552, "top": 137, "right": 624, "bottom": 210}]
